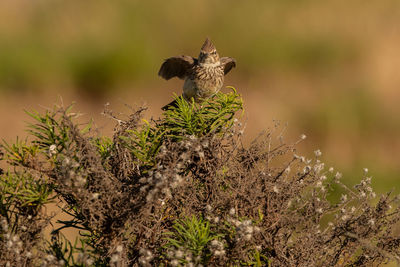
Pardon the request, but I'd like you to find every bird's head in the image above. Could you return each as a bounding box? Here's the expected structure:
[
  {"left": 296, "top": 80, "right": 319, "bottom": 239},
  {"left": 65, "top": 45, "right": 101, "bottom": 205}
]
[{"left": 198, "top": 38, "right": 220, "bottom": 65}]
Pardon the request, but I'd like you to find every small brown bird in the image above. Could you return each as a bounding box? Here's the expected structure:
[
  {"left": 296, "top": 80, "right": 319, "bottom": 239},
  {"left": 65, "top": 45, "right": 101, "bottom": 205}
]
[{"left": 159, "top": 38, "right": 236, "bottom": 110}]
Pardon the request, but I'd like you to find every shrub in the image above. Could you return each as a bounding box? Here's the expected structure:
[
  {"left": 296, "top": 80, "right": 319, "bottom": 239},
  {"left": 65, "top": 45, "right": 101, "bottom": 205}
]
[{"left": 1, "top": 88, "right": 400, "bottom": 266}]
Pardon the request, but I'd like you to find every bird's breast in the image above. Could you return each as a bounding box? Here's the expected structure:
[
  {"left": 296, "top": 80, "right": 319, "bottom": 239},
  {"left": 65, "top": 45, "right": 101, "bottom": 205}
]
[
  {"left": 183, "top": 65, "right": 224, "bottom": 101},
  {"left": 183, "top": 78, "right": 197, "bottom": 100}
]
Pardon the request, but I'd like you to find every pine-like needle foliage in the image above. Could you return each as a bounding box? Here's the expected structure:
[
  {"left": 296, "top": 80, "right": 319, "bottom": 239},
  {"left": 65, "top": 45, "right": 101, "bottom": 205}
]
[{"left": 1, "top": 88, "right": 400, "bottom": 266}]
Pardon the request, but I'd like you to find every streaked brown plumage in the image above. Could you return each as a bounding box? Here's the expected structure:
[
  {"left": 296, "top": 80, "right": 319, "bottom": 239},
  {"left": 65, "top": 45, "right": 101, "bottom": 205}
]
[{"left": 159, "top": 38, "right": 236, "bottom": 110}]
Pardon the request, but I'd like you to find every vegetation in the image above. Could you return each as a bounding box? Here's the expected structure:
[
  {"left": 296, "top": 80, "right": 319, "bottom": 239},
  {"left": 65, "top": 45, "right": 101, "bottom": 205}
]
[
  {"left": 1, "top": 0, "right": 400, "bottom": 193},
  {"left": 1, "top": 90, "right": 400, "bottom": 266}
]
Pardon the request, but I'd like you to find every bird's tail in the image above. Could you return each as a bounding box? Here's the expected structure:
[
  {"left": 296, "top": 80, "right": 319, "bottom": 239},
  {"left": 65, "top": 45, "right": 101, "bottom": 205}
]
[{"left": 161, "top": 99, "right": 179, "bottom": 111}]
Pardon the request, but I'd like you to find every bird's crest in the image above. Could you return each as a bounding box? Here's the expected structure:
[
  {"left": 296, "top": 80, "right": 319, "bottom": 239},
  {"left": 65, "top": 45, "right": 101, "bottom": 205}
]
[{"left": 201, "top": 37, "right": 216, "bottom": 53}]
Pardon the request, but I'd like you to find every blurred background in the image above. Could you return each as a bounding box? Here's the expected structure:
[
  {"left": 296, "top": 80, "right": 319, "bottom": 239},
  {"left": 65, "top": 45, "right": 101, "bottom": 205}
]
[{"left": 1, "top": 0, "right": 399, "bottom": 193}]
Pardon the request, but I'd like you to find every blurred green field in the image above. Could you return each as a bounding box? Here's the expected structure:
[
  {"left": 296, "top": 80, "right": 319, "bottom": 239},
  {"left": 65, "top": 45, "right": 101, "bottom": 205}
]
[{"left": 0, "top": 0, "right": 399, "bottom": 195}]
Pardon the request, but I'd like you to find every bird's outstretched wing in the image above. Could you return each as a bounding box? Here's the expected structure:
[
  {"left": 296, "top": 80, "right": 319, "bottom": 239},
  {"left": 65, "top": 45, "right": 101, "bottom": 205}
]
[
  {"left": 220, "top": 57, "right": 236, "bottom": 75},
  {"left": 158, "top": 55, "right": 197, "bottom": 80}
]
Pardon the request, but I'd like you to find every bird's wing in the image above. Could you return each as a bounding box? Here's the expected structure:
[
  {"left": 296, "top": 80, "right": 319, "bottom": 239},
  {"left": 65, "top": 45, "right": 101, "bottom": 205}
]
[
  {"left": 158, "top": 55, "right": 197, "bottom": 80},
  {"left": 220, "top": 57, "right": 236, "bottom": 75}
]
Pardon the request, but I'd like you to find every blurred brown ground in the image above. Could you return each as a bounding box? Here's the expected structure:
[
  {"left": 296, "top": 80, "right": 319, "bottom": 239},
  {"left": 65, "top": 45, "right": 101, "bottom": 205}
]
[{"left": 1, "top": 1, "right": 399, "bottom": 259}]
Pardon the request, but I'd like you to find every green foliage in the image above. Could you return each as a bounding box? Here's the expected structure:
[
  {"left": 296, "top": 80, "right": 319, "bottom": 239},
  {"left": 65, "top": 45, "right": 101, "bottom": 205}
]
[
  {"left": 2, "top": 137, "right": 39, "bottom": 166},
  {"left": 92, "top": 136, "right": 114, "bottom": 167},
  {"left": 163, "top": 215, "right": 221, "bottom": 264},
  {"left": 120, "top": 88, "right": 243, "bottom": 170},
  {"left": 0, "top": 93, "right": 243, "bottom": 264},
  {"left": 119, "top": 120, "right": 164, "bottom": 169},
  {"left": 162, "top": 88, "right": 243, "bottom": 140},
  {"left": 246, "top": 249, "right": 270, "bottom": 267},
  {"left": 25, "top": 107, "right": 73, "bottom": 157},
  {"left": 0, "top": 171, "right": 54, "bottom": 219},
  {"left": 4, "top": 91, "right": 399, "bottom": 266},
  {"left": 47, "top": 232, "right": 105, "bottom": 267}
]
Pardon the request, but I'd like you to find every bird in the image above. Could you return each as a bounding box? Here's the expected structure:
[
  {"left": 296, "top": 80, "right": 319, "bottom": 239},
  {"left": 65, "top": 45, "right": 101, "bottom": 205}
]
[{"left": 158, "top": 38, "right": 236, "bottom": 110}]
